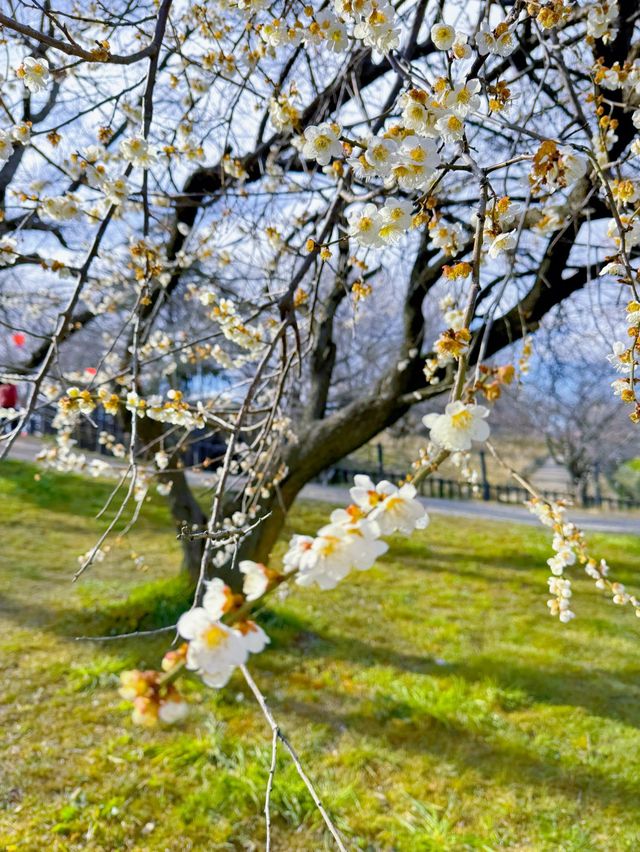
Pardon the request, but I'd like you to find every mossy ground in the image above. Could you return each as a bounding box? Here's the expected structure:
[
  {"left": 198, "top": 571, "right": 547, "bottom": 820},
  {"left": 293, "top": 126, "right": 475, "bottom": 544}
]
[{"left": 2, "top": 460, "right": 640, "bottom": 850}]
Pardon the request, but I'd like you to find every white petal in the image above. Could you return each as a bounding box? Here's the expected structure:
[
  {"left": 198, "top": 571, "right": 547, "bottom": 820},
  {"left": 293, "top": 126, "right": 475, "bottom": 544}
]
[{"left": 177, "top": 608, "right": 210, "bottom": 641}]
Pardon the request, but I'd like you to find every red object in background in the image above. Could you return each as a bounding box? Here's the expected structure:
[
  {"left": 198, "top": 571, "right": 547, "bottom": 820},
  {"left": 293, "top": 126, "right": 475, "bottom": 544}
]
[
  {"left": 85, "top": 367, "right": 97, "bottom": 376},
  {"left": 0, "top": 384, "right": 18, "bottom": 408},
  {"left": 11, "top": 332, "right": 26, "bottom": 346}
]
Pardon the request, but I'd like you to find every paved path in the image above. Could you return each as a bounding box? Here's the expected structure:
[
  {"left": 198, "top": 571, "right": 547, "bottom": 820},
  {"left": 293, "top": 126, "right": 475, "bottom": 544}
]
[
  {"left": 529, "top": 455, "right": 572, "bottom": 492},
  {"left": 5, "top": 436, "right": 42, "bottom": 463},
  {"left": 6, "top": 436, "right": 640, "bottom": 536}
]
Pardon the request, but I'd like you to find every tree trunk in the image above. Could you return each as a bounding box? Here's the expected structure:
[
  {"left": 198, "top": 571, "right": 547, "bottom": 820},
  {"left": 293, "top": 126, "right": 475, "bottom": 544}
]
[
  {"left": 234, "top": 477, "right": 303, "bottom": 567},
  {"left": 231, "top": 391, "right": 422, "bottom": 571},
  {"left": 162, "top": 469, "right": 207, "bottom": 585}
]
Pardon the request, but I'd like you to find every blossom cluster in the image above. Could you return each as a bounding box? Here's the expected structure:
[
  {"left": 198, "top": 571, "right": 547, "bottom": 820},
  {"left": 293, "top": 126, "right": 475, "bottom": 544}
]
[
  {"left": 333, "top": 0, "right": 400, "bottom": 55},
  {"left": 347, "top": 199, "right": 416, "bottom": 249},
  {"left": 529, "top": 141, "right": 587, "bottom": 196},
  {"left": 119, "top": 649, "right": 189, "bottom": 727},
  {"left": 198, "top": 292, "right": 269, "bottom": 354},
  {"left": 527, "top": 498, "right": 640, "bottom": 621},
  {"left": 177, "top": 578, "right": 269, "bottom": 688},
  {"left": 481, "top": 196, "right": 522, "bottom": 259},
  {"left": 119, "top": 475, "right": 428, "bottom": 723},
  {"left": 0, "top": 121, "right": 32, "bottom": 167},
  {"left": 285, "top": 476, "right": 428, "bottom": 589},
  {"left": 601, "top": 222, "right": 640, "bottom": 422},
  {"left": 125, "top": 389, "right": 207, "bottom": 429}
]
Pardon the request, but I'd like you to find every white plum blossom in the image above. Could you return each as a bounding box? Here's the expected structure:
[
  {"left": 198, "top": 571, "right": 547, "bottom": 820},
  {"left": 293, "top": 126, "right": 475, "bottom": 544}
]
[
  {"left": 120, "top": 135, "right": 158, "bottom": 168},
  {"left": 103, "top": 177, "right": 130, "bottom": 206},
  {"left": 607, "top": 216, "right": 640, "bottom": 251},
  {"left": 476, "top": 24, "right": 517, "bottom": 57},
  {"left": 40, "top": 194, "right": 80, "bottom": 221},
  {"left": 317, "top": 13, "right": 349, "bottom": 52},
  {"left": 301, "top": 123, "right": 342, "bottom": 166},
  {"left": 399, "top": 92, "right": 439, "bottom": 136},
  {"left": 352, "top": 4, "right": 400, "bottom": 54},
  {"left": 177, "top": 610, "right": 246, "bottom": 687},
  {"left": 350, "top": 476, "right": 429, "bottom": 535},
  {"left": 452, "top": 33, "right": 472, "bottom": 60},
  {"left": 364, "top": 136, "right": 398, "bottom": 176},
  {"left": 17, "top": 56, "right": 50, "bottom": 93},
  {"left": 294, "top": 527, "right": 357, "bottom": 590},
  {"left": 283, "top": 534, "right": 314, "bottom": 573},
  {"left": 559, "top": 148, "right": 588, "bottom": 184},
  {"left": 429, "top": 220, "right": 466, "bottom": 255},
  {"left": 611, "top": 377, "right": 630, "bottom": 397},
  {"left": 378, "top": 198, "right": 413, "bottom": 244},
  {"left": 11, "top": 122, "right": 31, "bottom": 145},
  {"left": 239, "top": 560, "right": 271, "bottom": 601},
  {"left": 154, "top": 450, "right": 169, "bottom": 470},
  {"left": 607, "top": 340, "right": 632, "bottom": 373},
  {"left": 548, "top": 576, "right": 575, "bottom": 622},
  {"left": 475, "top": 25, "right": 496, "bottom": 55},
  {"left": 348, "top": 202, "right": 383, "bottom": 247},
  {"left": 423, "top": 401, "right": 490, "bottom": 451},
  {"left": 431, "top": 22, "right": 455, "bottom": 51},
  {"left": 488, "top": 229, "right": 517, "bottom": 258},
  {"left": 599, "top": 261, "right": 626, "bottom": 278},
  {"left": 202, "top": 577, "right": 236, "bottom": 620},
  {"left": 177, "top": 579, "right": 269, "bottom": 688},
  {"left": 547, "top": 548, "right": 576, "bottom": 576},
  {"left": 533, "top": 147, "right": 588, "bottom": 195},
  {"left": 392, "top": 137, "right": 440, "bottom": 190},
  {"left": 260, "top": 18, "right": 301, "bottom": 49},
  {"left": 157, "top": 697, "right": 190, "bottom": 724},
  {"left": 0, "top": 236, "right": 18, "bottom": 266},
  {"left": 237, "top": 621, "right": 270, "bottom": 654},
  {"left": 268, "top": 95, "right": 300, "bottom": 132},
  {"left": 587, "top": 1, "right": 619, "bottom": 41},
  {"left": 295, "top": 521, "right": 387, "bottom": 590},
  {"left": 445, "top": 79, "right": 481, "bottom": 116},
  {"left": 435, "top": 113, "right": 465, "bottom": 143},
  {"left": 0, "top": 131, "right": 13, "bottom": 163},
  {"left": 494, "top": 29, "right": 517, "bottom": 57},
  {"left": 283, "top": 472, "right": 429, "bottom": 591}
]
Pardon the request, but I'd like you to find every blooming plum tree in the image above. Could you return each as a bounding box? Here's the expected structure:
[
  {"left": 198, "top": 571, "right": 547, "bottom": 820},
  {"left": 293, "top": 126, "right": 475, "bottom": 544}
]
[{"left": 1, "top": 0, "right": 639, "bottom": 839}]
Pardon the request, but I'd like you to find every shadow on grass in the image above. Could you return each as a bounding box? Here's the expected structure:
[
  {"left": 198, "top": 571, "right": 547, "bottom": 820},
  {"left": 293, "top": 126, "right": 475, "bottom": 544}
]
[
  {"left": 0, "top": 575, "right": 192, "bottom": 640},
  {"left": 3, "top": 583, "right": 640, "bottom": 732},
  {"left": 386, "top": 539, "right": 549, "bottom": 576},
  {"left": 261, "top": 609, "right": 640, "bottom": 730},
  {"left": 3, "top": 570, "right": 640, "bottom": 820},
  {"left": 265, "top": 681, "right": 640, "bottom": 812}
]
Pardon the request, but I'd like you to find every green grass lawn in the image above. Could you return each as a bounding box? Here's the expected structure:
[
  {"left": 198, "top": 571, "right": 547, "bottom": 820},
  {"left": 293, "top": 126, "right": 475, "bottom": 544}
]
[{"left": 2, "top": 460, "right": 640, "bottom": 850}]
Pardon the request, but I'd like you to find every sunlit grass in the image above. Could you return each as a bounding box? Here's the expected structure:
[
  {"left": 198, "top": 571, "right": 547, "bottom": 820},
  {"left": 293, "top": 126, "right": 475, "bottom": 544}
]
[{"left": 2, "top": 460, "right": 640, "bottom": 850}]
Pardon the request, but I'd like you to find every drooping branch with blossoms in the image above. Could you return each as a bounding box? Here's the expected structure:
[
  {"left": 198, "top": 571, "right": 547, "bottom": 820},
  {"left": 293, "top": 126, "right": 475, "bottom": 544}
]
[{"left": 1, "top": 0, "right": 639, "bottom": 841}]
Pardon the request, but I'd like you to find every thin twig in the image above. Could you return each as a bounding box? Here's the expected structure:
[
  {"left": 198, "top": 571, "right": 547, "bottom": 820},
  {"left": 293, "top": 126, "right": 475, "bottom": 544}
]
[
  {"left": 241, "top": 664, "right": 349, "bottom": 852},
  {"left": 75, "top": 624, "right": 176, "bottom": 641},
  {"left": 265, "top": 726, "right": 278, "bottom": 851}
]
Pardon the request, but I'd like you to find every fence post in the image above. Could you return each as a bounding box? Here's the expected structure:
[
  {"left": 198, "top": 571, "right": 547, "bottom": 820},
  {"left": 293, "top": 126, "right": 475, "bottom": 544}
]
[
  {"left": 479, "top": 450, "right": 490, "bottom": 501},
  {"left": 594, "top": 462, "right": 602, "bottom": 507}
]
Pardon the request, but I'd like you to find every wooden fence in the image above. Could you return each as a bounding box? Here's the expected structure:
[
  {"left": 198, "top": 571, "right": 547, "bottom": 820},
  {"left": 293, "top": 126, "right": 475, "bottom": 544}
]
[
  {"left": 324, "top": 465, "right": 640, "bottom": 513},
  {"left": 25, "top": 407, "right": 640, "bottom": 512}
]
